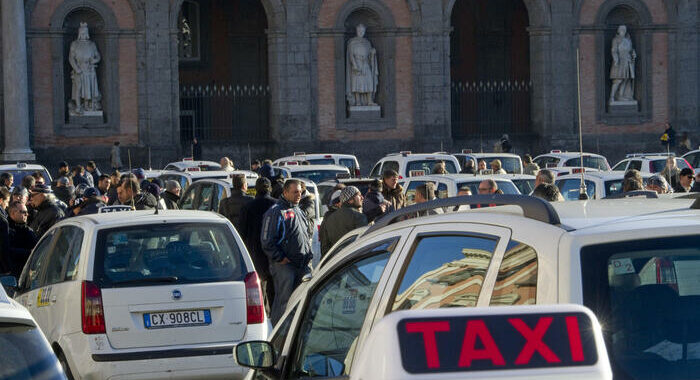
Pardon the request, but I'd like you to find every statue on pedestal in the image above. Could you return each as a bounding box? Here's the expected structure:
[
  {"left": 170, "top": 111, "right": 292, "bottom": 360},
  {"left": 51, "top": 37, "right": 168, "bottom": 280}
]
[
  {"left": 68, "top": 22, "right": 102, "bottom": 116},
  {"left": 346, "top": 24, "right": 379, "bottom": 109},
  {"left": 179, "top": 17, "right": 193, "bottom": 58},
  {"left": 609, "top": 25, "right": 637, "bottom": 105}
]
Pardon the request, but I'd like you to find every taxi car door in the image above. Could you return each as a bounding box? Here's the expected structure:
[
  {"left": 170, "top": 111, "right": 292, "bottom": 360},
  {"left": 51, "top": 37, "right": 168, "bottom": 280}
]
[
  {"left": 279, "top": 233, "right": 410, "bottom": 379},
  {"left": 15, "top": 229, "right": 58, "bottom": 329}
]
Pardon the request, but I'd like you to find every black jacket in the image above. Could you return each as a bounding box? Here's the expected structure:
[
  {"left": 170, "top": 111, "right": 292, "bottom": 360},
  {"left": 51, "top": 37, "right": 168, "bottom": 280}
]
[
  {"left": 298, "top": 192, "right": 317, "bottom": 237},
  {"left": 88, "top": 168, "right": 101, "bottom": 186},
  {"left": 78, "top": 197, "right": 106, "bottom": 215},
  {"left": 54, "top": 186, "right": 74, "bottom": 205},
  {"left": 107, "top": 186, "right": 119, "bottom": 205},
  {"left": 319, "top": 204, "right": 367, "bottom": 257},
  {"left": 0, "top": 210, "right": 9, "bottom": 274},
  {"left": 239, "top": 193, "right": 277, "bottom": 279},
  {"left": 134, "top": 192, "right": 158, "bottom": 210},
  {"left": 219, "top": 189, "right": 253, "bottom": 229},
  {"left": 162, "top": 191, "right": 180, "bottom": 210},
  {"left": 261, "top": 197, "right": 312, "bottom": 267},
  {"left": 362, "top": 190, "right": 388, "bottom": 223},
  {"left": 8, "top": 219, "right": 38, "bottom": 279},
  {"left": 30, "top": 199, "right": 65, "bottom": 238}
]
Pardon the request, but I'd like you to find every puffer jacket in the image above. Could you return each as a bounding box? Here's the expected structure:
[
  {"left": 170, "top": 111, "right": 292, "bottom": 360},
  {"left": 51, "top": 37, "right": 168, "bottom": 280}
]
[
  {"left": 219, "top": 189, "right": 253, "bottom": 229},
  {"left": 298, "top": 192, "right": 316, "bottom": 237},
  {"left": 261, "top": 197, "right": 312, "bottom": 268},
  {"left": 133, "top": 192, "right": 158, "bottom": 210},
  {"left": 78, "top": 197, "right": 106, "bottom": 215},
  {"left": 382, "top": 184, "right": 406, "bottom": 211},
  {"left": 319, "top": 204, "right": 367, "bottom": 257},
  {"left": 30, "top": 199, "right": 65, "bottom": 237}
]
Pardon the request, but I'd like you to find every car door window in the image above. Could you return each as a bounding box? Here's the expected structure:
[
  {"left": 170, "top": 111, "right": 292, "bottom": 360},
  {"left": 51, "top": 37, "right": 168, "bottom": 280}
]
[
  {"left": 251, "top": 305, "right": 298, "bottom": 380},
  {"left": 628, "top": 160, "right": 642, "bottom": 171},
  {"left": 390, "top": 234, "right": 499, "bottom": 311},
  {"left": 288, "top": 242, "right": 394, "bottom": 378},
  {"left": 436, "top": 183, "right": 448, "bottom": 199},
  {"left": 369, "top": 163, "right": 381, "bottom": 178},
  {"left": 489, "top": 240, "right": 538, "bottom": 306},
  {"left": 19, "top": 231, "right": 57, "bottom": 292},
  {"left": 44, "top": 226, "right": 84, "bottom": 286},
  {"left": 383, "top": 161, "right": 399, "bottom": 176},
  {"left": 179, "top": 184, "right": 197, "bottom": 209},
  {"left": 612, "top": 160, "right": 628, "bottom": 171},
  {"left": 213, "top": 184, "right": 225, "bottom": 210},
  {"left": 197, "top": 184, "right": 214, "bottom": 210},
  {"left": 405, "top": 181, "right": 426, "bottom": 205}
]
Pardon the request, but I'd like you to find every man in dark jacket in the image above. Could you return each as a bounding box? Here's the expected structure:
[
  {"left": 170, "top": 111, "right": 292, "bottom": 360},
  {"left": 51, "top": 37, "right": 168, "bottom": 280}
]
[
  {"left": 261, "top": 179, "right": 312, "bottom": 325},
  {"left": 72, "top": 165, "right": 93, "bottom": 188},
  {"left": 219, "top": 174, "right": 253, "bottom": 230},
  {"left": 0, "top": 188, "right": 10, "bottom": 274},
  {"left": 29, "top": 185, "right": 65, "bottom": 238},
  {"left": 53, "top": 176, "right": 75, "bottom": 206},
  {"left": 298, "top": 181, "right": 316, "bottom": 239},
  {"left": 162, "top": 180, "right": 181, "bottom": 209},
  {"left": 320, "top": 186, "right": 368, "bottom": 257},
  {"left": 117, "top": 177, "right": 157, "bottom": 210},
  {"left": 7, "top": 201, "right": 38, "bottom": 279},
  {"left": 381, "top": 169, "right": 406, "bottom": 211},
  {"left": 362, "top": 179, "right": 390, "bottom": 223},
  {"left": 239, "top": 178, "right": 277, "bottom": 308},
  {"left": 86, "top": 161, "right": 102, "bottom": 186},
  {"left": 96, "top": 174, "right": 111, "bottom": 198},
  {"left": 76, "top": 188, "right": 106, "bottom": 215}
]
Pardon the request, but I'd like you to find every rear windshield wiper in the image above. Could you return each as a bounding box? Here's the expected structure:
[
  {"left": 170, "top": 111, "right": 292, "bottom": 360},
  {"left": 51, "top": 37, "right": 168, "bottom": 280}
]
[{"left": 111, "top": 276, "right": 179, "bottom": 286}]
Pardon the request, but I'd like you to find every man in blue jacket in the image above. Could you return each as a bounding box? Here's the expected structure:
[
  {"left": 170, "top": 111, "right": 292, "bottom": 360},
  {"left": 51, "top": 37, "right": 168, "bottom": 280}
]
[{"left": 261, "top": 179, "right": 312, "bottom": 325}]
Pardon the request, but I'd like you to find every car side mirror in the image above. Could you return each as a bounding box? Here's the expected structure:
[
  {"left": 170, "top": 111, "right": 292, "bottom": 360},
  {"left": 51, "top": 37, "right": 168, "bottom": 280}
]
[
  {"left": 301, "top": 273, "right": 313, "bottom": 283},
  {"left": 234, "top": 341, "right": 276, "bottom": 370},
  {"left": 1, "top": 275, "right": 18, "bottom": 297}
]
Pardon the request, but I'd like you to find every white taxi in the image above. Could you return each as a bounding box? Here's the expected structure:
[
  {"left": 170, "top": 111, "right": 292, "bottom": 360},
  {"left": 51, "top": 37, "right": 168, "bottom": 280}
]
[
  {"left": 164, "top": 160, "right": 222, "bottom": 172},
  {"left": 234, "top": 195, "right": 699, "bottom": 380},
  {"left": 612, "top": 153, "right": 694, "bottom": 174},
  {"left": 453, "top": 151, "right": 524, "bottom": 174},
  {"left": 533, "top": 151, "right": 611, "bottom": 175},
  {"left": 14, "top": 210, "right": 269, "bottom": 379},
  {"left": 276, "top": 164, "right": 350, "bottom": 184},
  {"left": 0, "top": 279, "right": 67, "bottom": 379},
  {"left": 555, "top": 171, "right": 654, "bottom": 200},
  {"left": 272, "top": 153, "right": 361, "bottom": 177},
  {"left": 369, "top": 152, "right": 462, "bottom": 179},
  {"left": 0, "top": 162, "right": 52, "bottom": 188}
]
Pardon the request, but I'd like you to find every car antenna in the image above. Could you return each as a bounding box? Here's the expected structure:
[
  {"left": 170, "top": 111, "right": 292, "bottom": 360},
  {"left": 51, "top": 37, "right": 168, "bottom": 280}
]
[
  {"left": 576, "top": 48, "right": 588, "bottom": 200},
  {"left": 128, "top": 149, "right": 136, "bottom": 210}
]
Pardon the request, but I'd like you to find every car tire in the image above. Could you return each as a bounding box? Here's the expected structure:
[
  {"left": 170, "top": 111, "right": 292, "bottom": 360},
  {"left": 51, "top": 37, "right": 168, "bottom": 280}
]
[{"left": 57, "top": 351, "right": 75, "bottom": 380}]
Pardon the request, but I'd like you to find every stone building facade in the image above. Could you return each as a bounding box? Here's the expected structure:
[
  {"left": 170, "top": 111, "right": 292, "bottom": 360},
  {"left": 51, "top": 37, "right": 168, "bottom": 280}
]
[{"left": 0, "top": 0, "right": 697, "bottom": 169}]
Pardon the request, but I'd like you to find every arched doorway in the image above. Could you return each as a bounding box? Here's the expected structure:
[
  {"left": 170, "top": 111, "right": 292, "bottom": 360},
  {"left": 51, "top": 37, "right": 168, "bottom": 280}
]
[
  {"left": 450, "top": 0, "right": 531, "bottom": 141},
  {"left": 177, "top": 0, "right": 269, "bottom": 147}
]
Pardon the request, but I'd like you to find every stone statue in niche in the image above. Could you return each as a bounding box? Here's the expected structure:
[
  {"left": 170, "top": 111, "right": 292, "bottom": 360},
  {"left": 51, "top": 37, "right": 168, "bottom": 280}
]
[
  {"left": 609, "top": 24, "right": 637, "bottom": 106},
  {"left": 68, "top": 22, "right": 102, "bottom": 117},
  {"left": 179, "top": 17, "right": 193, "bottom": 58},
  {"left": 346, "top": 24, "right": 380, "bottom": 117}
]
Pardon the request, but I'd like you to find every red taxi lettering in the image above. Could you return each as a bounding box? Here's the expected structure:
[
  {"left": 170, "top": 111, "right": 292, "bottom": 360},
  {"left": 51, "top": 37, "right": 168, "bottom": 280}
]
[
  {"left": 566, "top": 316, "right": 585, "bottom": 362},
  {"left": 405, "top": 321, "right": 450, "bottom": 368},
  {"left": 458, "top": 320, "right": 505, "bottom": 367},
  {"left": 509, "top": 317, "right": 561, "bottom": 364}
]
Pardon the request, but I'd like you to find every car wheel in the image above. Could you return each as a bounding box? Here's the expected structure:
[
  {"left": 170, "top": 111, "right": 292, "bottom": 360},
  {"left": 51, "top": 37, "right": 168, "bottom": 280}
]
[{"left": 57, "top": 351, "right": 75, "bottom": 380}]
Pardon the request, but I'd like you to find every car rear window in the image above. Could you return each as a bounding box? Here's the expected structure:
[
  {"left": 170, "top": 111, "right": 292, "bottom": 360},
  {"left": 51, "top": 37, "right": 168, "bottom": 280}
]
[
  {"left": 481, "top": 157, "right": 522, "bottom": 173},
  {"left": 457, "top": 180, "right": 520, "bottom": 195},
  {"left": 581, "top": 235, "right": 700, "bottom": 380},
  {"left": 307, "top": 159, "right": 335, "bottom": 165},
  {"left": 0, "top": 323, "right": 64, "bottom": 379},
  {"left": 512, "top": 178, "right": 535, "bottom": 195},
  {"left": 564, "top": 156, "right": 609, "bottom": 170},
  {"left": 650, "top": 159, "right": 690, "bottom": 173},
  {"left": 6, "top": 170, "right": 50, "bottom": 187},
  {"left": 293, "top": 170, "right": 348, "bottom": 183},
  {"left": 406, "top": 160, "right": 458, "bottom": 174},
  {"left": 556, "top": 179, "right": 596, "bottom": 200},
  {"left": 94, "top": 223, "right": 246, "bottom": 287}
]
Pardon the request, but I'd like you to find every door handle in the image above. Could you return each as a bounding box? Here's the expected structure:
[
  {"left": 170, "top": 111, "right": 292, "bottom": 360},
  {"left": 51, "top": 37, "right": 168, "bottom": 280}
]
[{"left": 50, "top": 295, "right": 57, "bottom": 303}]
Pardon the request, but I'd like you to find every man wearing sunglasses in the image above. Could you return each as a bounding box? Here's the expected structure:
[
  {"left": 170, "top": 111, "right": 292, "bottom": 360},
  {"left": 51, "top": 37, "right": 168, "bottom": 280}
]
[
  {"left": 7, "top": 201, "right": 38, "bottom": 279},
  {"left": 673, "top": 168, "right": 694, "bottom": 193}
]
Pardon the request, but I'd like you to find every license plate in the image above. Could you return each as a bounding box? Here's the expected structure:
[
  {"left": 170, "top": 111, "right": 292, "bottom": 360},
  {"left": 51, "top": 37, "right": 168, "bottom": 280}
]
[{"left": 143, "top": 310, "right": 211, "bottom": 329}]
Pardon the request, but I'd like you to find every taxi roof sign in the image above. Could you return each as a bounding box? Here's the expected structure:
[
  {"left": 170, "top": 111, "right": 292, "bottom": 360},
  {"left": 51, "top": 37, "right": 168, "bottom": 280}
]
[
  {"left": 99, "top": 205, "right": 133, "bottom": 213},
  {"left": 462, "top": 149, "right": 473, "bottom": 154},
  {"left": 351, "top": 304, "right": 611, "bottom": 380},
  {"left": 409, "top": 170, "right": 426, "bottom": 177}
]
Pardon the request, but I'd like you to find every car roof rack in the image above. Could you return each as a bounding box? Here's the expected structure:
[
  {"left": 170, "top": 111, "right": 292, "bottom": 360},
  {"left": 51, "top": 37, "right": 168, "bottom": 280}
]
[
  {"left": 603, "top": 190, "right": 659, "bottom": 199},
  {"left": 363, "top": 194, "right": 561, "bottom": 236},
  {"left": 625, "top": 152, "right": 675, "bottom": 158}
]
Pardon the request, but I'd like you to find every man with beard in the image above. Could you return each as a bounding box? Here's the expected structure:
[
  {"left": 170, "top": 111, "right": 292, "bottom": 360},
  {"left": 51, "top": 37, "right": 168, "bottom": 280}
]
[
  {"left": 117, "top": 177, "right": 157, "bottom": 210},
  {"left": 7, "top": 201, "right": 38, "bottom": 279},
  {"left": 381, "top": 169, "right": 406, "bottom": 211},
  {"left": 29, "top": 184, "right": 64, "bottom": 238},
  {"left": 319, "top": 186, "right": 368, "bottom": 257}
]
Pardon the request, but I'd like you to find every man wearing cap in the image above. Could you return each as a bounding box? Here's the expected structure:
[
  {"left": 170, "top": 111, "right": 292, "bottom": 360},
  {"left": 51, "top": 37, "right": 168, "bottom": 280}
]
[
  {"left": 219, "top": 174, "right": 253, "bottom": 230},
  {"left": 29, "top": 184, "right": 65, "bottom": 237},
  {"left": 381, "top": 169, "right": 406, "bottom": 211},
  {"left": 261, "top": 179, "right": 312, "bottom": 325},
  {"left": 162, "top": 180, "right": 181, "bottom": 210},
  {"left": 239, "top": 177, "right": 278, "bottom": 308},
  {"left": 54, "top": 176, "right": 75, "bottom": 205},
  {"left": 319, "top": 186, "right": 368, "bottom": 257}
]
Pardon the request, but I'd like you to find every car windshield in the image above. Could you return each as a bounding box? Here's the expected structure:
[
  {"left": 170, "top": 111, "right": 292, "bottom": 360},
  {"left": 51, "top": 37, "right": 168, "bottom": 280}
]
[
  {"left": 406, "top": 160, "right": 458, "bottom": 175},
  {"left": 651, "top": 159, "right": 690, "bottom": 173},
  {"left": 292, "top": 170, "right": 348, "bottom": 183},
  {"left": 456, "top": 180, "right": 520, "bottom": 195},
  {"left": 581, "top": 235, "right": 700, "bottom": 380},
  {"left": 511, "top": 178, "right": 535, "bottom": 195},
  {"left": 4, "top": 170, "right": 50, "bottom": 187},
  {"left": 94, "top": 223, "right": 246, "bottom": 287},
  {"left": 0, "top": 323, "right": 64, "bottom": 379},
  {"left": 479, "top": 157, "right": 522, "bottom": 173},
  {"left": 564, "top": 156, "right": 609, "bottom": 170}
]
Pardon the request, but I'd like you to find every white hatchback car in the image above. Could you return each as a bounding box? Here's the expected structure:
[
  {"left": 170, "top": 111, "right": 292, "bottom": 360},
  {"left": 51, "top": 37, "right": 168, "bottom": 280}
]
[
  {"left": 272, "top": 153, "right": 361, "bottom": 177},
  {"left": 235, "top": 195, "right": 700, "bottom": 380},
  {"left": 14, "top": 210, "right": 268, "bottom": 379},
  {"left": 612, "top": 154, "right": 694, "bottom": 174},
  {"left": 556, "top": 171, "right": 654, "bottom": 200},
  {"left": 370, "top": 152, "right": 462, "bottom": 179},
  {"left": 453, "top": 152, "right": 524, "bottom": 174}
]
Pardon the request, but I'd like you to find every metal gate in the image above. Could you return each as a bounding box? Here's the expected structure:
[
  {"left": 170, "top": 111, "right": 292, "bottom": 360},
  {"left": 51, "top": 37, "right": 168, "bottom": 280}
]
[
  {"left": 179, "top": 84, "right": 270, "bottom": 142},
  {"left": 451, "top": 80, "right": 532, "bottom": 139}
]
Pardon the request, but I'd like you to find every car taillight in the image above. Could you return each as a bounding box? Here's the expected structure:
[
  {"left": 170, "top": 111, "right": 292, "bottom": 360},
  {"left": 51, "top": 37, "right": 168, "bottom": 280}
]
[
  {"left": 354, "top": 168, "right": 361, "bottom": 177},
  {"left": 81, "top": 281, "right": 106, "bottom": 334},
  {"left": 398, "top": 175, "right": 403, "bottom": 179},
  {"left": 244, "top": 272, "right": 264, "bottom": 324},
  {"left": 649, "top": 162, "right": 655, "bottom": 172}
]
